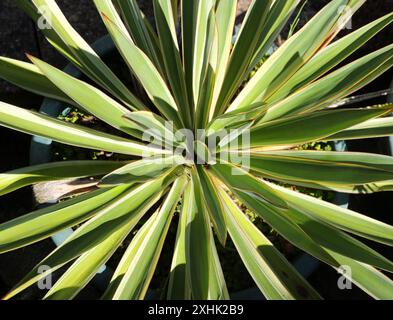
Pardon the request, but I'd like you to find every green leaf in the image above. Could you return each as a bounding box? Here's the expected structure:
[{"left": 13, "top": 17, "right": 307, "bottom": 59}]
[
  {"left": 109, "top": 176, "right": 188, "bottom": 300},
  {"left": 181, "top": 0, "right": 198, "bottom": 105},
  {"left": 111, "top": 0, "right": 164, "bottom": 74},
  {"left": 207, "top": 226, "right": 229, "bottom": 300},
  {"left": 268, "top": 12, "right": 393, "bottom": 104},
  {"left": 195, "top": 9, "right": 219, "bottom": 129},
  {"left": 248, "top": 106, "right": 393, "bottom": 148},
  {"left": 218, "top": 188, "right": 321, "bottom": 300},
  {"left": 247, "top": 0, "right": 301, "bottom": 74},
  {"left": 217, "top": 174, "right": 393, "bottom": 299},
  {"left": 211, "top": 162, "right": 288, "bottom": 210},
  {"left": 287, "top": 0, "right": 308, "bottom": 39},
  {"left": 214, "top": 0, "right": 272, "bottom": 116},
  {"left": 187, "top": 168, "right": 228, "bottom": 300},
  {"left": 191, "top": 0, "right": 216, "bottom": 106},
  {"left": 210, "top": 163, "right": 336, "bottom": 266},
  {"left": 326, "top": 116, "right": 393, "bottom": 141},
  {"left": 0, "top": 102, "right": 168, "bottom": 157},
  {"left": 44, "top": 217, "right": 136, "bottom": 300},
  {"left": 228, "top": 0, "right": 363, "bottom": 113},
  {"left": 184, "top": 170, "right": 211, "bottom": 299},
  {"left": 99, "top": 155, "right": 185, "bottom": 187},
  {"left": 15, "top": 0, "right": 72, "bottom": 59},
  {"left": 282, "top": 205, "right": 393, "bottom": 273},
  {"left": 3, "top": 168, "right": 180, "bottom": 300},
  {"left": 195, "top": 166, "right": 227, "bottom": 245},
  {"left": 323, "top": 251, "right": 393, "bottom": 300},
  {"left": 0, "top": 160, "right": 125, "bottom": 197},
  {"left": 154, "top": 0, "right": 193, "bottom": 129},
  {"left": 93, "top": 0, "right": 130, "bottom": 35},
  {"left": 167, "top": 184, "right": 192, "bottom": 300},
  {"left": 215, "top": 123, "right": 254, "bottom": 151},
  {"left": 44, "top": 176, "right": 174, "bottom": 300},
  {"left": 0, "top": 185, "right": 129, "bottom": 253},
  {"left": 0, "top": 57, "right": 73, "bottom": 104},
  {"left": 122, "top": 111, "right": 178, "bottom": 147},
  {"left": 101, "top": 200, "right": 157, "bottom": 300},
  {"left": 101, "top": 14, "right": 184, "bottom": 129},
  {"left": 256, "top": 190, "right": 393, "bottom": 299},
  {"left": 171, "top": 0, "right": 179, "bottom": 24},
  {"left": 207, "top": 102, "right": 263, "bottom": 135},
  {"left": 258, "top": 44, "right": 393, "bottom": 122},
  {"left": 28, "top": 55, "right": 142, "bottom": 138},
  {"left": 26, "top": 0, "right": 145, "bottom": 110},
  {"left": 243, "top": 150, "right": 393, "bottom": 192},
  {"left": 210, "top": 0, "right": 237, "bottom": 116},
  {"left": 267, "top": 181, "right": 393, "bottom": 247},
  {"left": 95, "top": 0, "right": 167, "bottom": 112}
]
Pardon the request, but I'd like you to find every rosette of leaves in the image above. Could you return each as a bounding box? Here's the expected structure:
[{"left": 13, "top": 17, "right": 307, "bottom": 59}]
[{"left": 0, "top": 0, "right": 393, "bottom": 300}]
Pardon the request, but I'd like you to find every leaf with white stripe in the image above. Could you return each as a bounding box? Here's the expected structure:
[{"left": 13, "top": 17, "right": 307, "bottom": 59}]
[
  {"left": 259, "top": 45, "right": 393, "bottom": 123},
  {"left": 101, "top": 14, "right": 183, "bottom": 129},
  {"left": 26, "top": 0, "right": 145, "bottom": 110},
  {"left": 0, "top": 57, "right": 73, "bottom": 104},
  {"left": 218, "top": 188, "right": 321, "bottom": 300},
  {"left": 3, "top": 169, "right": 179, "bottom": 300},
  {"left": 326, "top": 116, "right": 393, "bottom": 141},
  {"left": 154, "top": 0, "right": 193, "bottom": 129},
  {"left": 268, "top": 12, "right": 393, "bottom": 104},
  {"left": 109, "top": 176, "right": 188, "bottom": 300},
  {"left": 28, "top": 55, "right": 142, "bottom": 138},
  {"left": 0, "top": 102, "right": 167, "bottom": 157},
  {"left": 215, "top": 0, "right": 272, "bottom": 116},
  {"left": 228, "top": 0, "right": 364, "bottom": 113}
]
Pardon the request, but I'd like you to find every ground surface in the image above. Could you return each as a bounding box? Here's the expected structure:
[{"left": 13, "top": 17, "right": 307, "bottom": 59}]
[{"left": 0, "top": 0, "right": 392, "bottom": 299}]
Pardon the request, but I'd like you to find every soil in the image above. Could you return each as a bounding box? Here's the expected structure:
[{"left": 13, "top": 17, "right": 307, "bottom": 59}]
[{"left": 0, "top": 0, "right": 392, "bottom": 300}]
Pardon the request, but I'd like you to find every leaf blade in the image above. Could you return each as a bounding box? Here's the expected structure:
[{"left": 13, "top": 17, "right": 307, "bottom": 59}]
[
  {"left": 214, "top": 0, "right": 272, "bottom": 116},
  {"left": 28, "top": 55, "right": 142, "bottom": 137},
  {"left": 243, "top": 150, "right": 393, "bottom": 192},
  {"left": 0, "top": 57, "right": 73, "bottom": 104},
  {"left": 218, "top": 188, "right": 321, "bottom": 300},
  {"left": 27, "top": 0, "right": 145, "bottom": 110},
  {"left": 101, "top": 14, "right": 183, "bottom": 129},
  {"left": 0, "top": 160, "right": 125, "bottom": 197},
  {"left": 3, "top": 168, "right": 180, "bottom": 300},
  {"left": 268, "top": 12, "right": 393, "bottom": 104},
  {"left": 0, "top": 102, "right": 168, "bottom": 157},
  {"left": 249, "top": 106, "right": 393, "bottom": 148},
  {"left": 195, "top": 166, "right": 227, "bottom": 245},
  {"left": 110, "top": 176, "right": 188, "bottom": 300}
]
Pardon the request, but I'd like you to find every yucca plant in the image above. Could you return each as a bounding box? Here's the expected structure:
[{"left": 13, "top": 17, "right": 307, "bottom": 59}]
[{"left": 1, "top": 0, "right": 393, "bottom": 300}]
